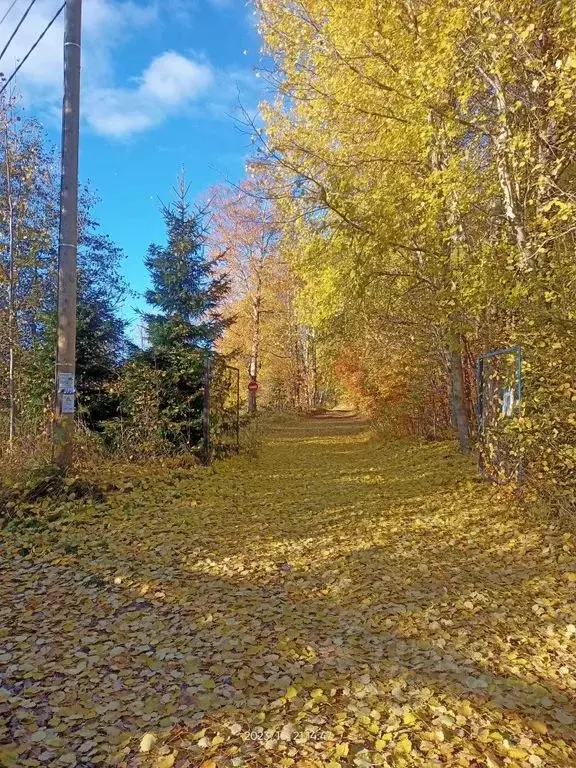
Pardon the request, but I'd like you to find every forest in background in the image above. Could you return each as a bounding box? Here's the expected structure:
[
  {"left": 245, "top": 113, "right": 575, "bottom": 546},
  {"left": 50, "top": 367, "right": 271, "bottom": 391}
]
[
  {"left": 249, "top": 0, "right": 575, "bottom": 508},
  {"left": 0, "top": 99, "right": 335, "bottom": 473},
  {"left": 1, "top": 0, "right": 576, "bottom": 513}
]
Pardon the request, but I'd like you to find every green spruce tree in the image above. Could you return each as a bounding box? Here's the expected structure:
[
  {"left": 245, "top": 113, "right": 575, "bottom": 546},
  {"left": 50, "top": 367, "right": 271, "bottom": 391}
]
[
  {"left": 125, "top": 171, "right": 230, "bottom": 453},
  {"left": 144, "top": 172, "right": 229, "bottom": 350}
]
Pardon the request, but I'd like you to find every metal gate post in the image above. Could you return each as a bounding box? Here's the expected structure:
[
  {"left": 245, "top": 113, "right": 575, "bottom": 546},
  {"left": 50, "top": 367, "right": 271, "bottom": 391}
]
[{"left": 476, "top": 345, "right": 522, "bottom": 482}]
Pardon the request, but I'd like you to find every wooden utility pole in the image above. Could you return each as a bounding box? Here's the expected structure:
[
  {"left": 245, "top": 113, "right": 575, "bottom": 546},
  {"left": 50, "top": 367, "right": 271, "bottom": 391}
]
[
  {"left": 53, "top": 0, "right": 82, "bottom": 468},
  {"left": 3, "top": 111, "right": 16, "bottom": 451}
]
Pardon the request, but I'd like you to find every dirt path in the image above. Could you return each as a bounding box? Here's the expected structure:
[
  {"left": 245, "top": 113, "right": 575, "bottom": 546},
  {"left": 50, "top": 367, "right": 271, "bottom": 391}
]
[{"left": 1, "top": 414, "right": 576, "bottom": 767}]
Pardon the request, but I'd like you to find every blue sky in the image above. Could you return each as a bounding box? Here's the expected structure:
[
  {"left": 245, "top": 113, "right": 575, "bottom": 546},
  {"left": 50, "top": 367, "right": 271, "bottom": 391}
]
[{"left": 0, "top": 0, "right": 265, "bottom": 333}]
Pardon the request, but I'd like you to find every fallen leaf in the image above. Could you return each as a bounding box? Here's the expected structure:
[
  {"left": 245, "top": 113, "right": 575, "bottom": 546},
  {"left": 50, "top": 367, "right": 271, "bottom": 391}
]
[
  {"left": 140, "top": 732, "right": 157, "bottom": 753},
  {"left": 156, "top": 754, "right": 176, "bottom": 768},
  {"left": 528, "top": 719, "right": 548, "bottom": 735}
]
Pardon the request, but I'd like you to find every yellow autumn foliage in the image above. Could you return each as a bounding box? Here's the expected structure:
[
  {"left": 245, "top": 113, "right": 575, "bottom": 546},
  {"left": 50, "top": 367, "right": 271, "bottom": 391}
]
[
  {"left": 251, "top": 0, "right": 576, "bottom": 507},
  {"left": 2, "top": 414, "right": 576, "bottom": 766}
]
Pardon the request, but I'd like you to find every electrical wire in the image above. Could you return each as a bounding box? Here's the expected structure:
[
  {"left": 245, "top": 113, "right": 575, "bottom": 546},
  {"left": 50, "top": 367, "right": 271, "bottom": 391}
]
[
  {"left": 0, "top": 2, "right": 64, "bottom": 96},
  {"left": 0, "top": 0, "right": 39, "bottom": 63},
  {"left": 0, "top": 0, "right": 22, "bottom": 28}
]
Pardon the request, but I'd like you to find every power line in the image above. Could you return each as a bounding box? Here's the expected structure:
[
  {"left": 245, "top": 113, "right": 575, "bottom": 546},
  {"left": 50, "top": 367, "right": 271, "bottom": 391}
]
[
  {"left": 0, "top": 2, "right": 64, "bottom": 96},
  {"left": 0, "top": 0, "right": 22, "bottom": 27},
  {"left": 0, "top": 0, "right": 38, "bottom": 63}
]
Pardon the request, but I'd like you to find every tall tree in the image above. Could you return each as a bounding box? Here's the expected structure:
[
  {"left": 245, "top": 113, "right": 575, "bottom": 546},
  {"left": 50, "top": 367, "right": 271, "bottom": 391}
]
[
  {"left": 0, "top": 99, "right": 129, "bottom": 444},
  {"left": 0, "top": 100, "right": 58, "bottom": 445},
  {"left": 253, "top": 0, "right": 576, "bottom": 492},
  {"left": 126, "top": 172, "right": 231, "bottom": 452},
  {"left": 145, "top": 172, "right": 229, "bottom": 351},
  {"left": 207, "top": 181, "right": 280, "bottom": 412}
]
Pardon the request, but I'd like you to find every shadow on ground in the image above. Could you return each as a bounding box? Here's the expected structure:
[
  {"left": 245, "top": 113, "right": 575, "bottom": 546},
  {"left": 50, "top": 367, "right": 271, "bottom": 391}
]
[{"left": 2, "top": 413, "right": 575, "bottom": 767}]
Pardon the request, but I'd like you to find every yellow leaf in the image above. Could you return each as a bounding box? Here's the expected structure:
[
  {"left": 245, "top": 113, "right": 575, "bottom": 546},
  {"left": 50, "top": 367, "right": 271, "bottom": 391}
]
[
  {"left": 395, "top": 736, "right": 412, "bottom": 754},
  {"left": 139, "top": 732, "right": 157, "bottom": 753},
  {"left": 528, "top": 720, "right": 548, "bottom": 735},
  {"left": 403, "top": 711, "right": 417, "bottom": 726},
  {"left": 334, "top": 742, "right": 349, "bottom": 757},
  {"left": 0, "top": 748, "right": 21, "bottom": 768},
  {"left": 156, "top": 755, "right": 176, "bottom": 768},
  {"left": 310, "top": 688, "right": 324, "bottom": 699},
  {"left": 285, "top": 686, "right": 298, "bottom": 699}
]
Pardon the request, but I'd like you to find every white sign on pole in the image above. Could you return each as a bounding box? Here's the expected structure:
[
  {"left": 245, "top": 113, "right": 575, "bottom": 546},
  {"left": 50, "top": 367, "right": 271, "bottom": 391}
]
[
  {"left": 61, "top": 393, "right": 75, "bottom": 414},
  {"left": 58, "top": 373, "right": 75, "bottom": 392},
  {"left": 58, "top": 372, "right": 76, "bottom": 414}
]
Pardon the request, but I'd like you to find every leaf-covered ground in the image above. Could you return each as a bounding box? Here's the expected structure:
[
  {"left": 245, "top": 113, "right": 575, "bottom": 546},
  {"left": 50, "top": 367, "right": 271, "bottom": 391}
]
[{"left": 2, "top": 413, "right": 576, "bottom": 768}]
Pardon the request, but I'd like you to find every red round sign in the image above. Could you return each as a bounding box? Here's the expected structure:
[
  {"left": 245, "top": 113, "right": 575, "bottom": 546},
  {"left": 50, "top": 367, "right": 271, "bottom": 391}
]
[{"left": 248, "top": 381, "right": 259, "bottom": 392}]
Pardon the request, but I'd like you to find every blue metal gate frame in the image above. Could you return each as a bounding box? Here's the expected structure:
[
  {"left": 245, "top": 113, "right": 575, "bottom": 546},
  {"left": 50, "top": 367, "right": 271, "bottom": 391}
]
[{"left": 476, "top": 345, "right": 523, "bottom": 481}]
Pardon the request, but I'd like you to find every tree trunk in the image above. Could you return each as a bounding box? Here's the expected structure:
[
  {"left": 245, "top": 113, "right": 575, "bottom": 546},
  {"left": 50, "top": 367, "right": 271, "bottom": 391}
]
[
  {"left": 306, "top": 327, "right": 317, "bottom": 408},
  {"left": 494, "top": 80, "right": 530, "bottom": 268},
  {"left": 248, "top": 274, "right": 262, "bottom": 413},
  {"left": 298, "top": 325, "right": 317, "bottom": 409},
  {"left": 450, "top": 337, "right": 471, "bottom": 453},
  {"left": 476, "top": 66, "right": 531, "bottom": 271},
  {"left": 430, "top": 111, "right": 472, "bottom": 453}
]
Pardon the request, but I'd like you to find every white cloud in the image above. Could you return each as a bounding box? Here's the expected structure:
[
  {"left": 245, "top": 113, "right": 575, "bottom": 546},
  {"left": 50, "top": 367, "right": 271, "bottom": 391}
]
[
  {"left": 0, "top": 0, "right": 64, "bottom": 97},
  {"left": 0, "top": 0, "right": 212, "bottom": 138},
  {"left": 141, "top": 52, "right": 212, "bottom": 106},
  {"left": 0, "top": 0, "right": 257, "bottom": 139},
  {"left": 0, "top": 0, "right": 157, "bottom": 100},
  {"left": 83, "top": 90, "right": 156, "bottom": 137},
  {"left": 85, "top": 52, "right": 214, "bottom": 138}
]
